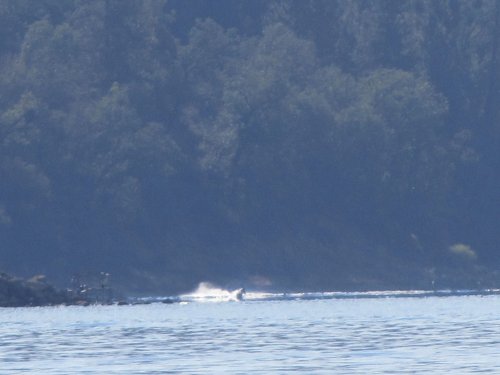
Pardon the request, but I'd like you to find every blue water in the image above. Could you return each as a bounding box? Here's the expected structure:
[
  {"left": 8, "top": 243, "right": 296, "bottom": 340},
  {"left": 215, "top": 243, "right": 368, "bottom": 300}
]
[{"left": 2, "top": 294, "right": 500, "bottom": 374}]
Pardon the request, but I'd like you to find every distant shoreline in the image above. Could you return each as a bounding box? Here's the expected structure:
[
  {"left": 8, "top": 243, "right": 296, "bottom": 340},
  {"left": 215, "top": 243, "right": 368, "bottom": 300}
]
[{"left": 4, "top": 270, "right": 500, "bottom": 308}]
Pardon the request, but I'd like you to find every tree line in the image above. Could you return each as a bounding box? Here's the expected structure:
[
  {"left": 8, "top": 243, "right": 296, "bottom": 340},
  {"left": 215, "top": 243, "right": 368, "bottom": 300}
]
[{"left": 0, "top": 0, "right": 499, "bottom": 292}]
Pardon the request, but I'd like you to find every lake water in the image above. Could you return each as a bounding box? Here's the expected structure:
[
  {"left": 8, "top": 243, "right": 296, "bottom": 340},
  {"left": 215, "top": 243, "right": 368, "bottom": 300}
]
[{"left": 2, "top": 292, "right": 500, "bottom": 374}]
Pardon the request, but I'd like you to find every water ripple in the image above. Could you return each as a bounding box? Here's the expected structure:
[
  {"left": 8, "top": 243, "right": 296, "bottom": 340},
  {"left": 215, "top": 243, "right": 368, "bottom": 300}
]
[{"left": 1, "top": 296, "right": 500, "bottom": 373}]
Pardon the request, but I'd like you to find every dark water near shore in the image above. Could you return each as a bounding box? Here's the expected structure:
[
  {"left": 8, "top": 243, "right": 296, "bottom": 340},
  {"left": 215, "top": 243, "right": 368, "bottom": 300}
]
[{"left": 1, "top": 293, "right": 500, "bottom": 374}]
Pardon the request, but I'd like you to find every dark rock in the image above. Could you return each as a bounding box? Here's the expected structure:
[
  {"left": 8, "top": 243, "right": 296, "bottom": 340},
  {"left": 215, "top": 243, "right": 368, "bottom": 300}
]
[{"left": 0, "top": 272, "right": 79, "bottom": 307}]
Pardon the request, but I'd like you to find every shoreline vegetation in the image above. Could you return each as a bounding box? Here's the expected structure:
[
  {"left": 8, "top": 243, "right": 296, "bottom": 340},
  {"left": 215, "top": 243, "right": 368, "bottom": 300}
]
[{"left": 2, "top": 1, "right": 500, "bottom": 295}]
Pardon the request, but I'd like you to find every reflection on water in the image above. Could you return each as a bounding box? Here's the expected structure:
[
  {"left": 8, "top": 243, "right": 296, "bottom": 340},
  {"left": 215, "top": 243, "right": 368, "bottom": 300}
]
[{"left": 1, "top": 295, "right": 500, "bottom": 374}]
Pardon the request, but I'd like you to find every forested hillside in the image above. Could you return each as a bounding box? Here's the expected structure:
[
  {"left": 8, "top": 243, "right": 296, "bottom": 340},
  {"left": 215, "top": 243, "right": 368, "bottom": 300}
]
[{"left": 1, "top": 0, "right": 499, "bottom": 293}]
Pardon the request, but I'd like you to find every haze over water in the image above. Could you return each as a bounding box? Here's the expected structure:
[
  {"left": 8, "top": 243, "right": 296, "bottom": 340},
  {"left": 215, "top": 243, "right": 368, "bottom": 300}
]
[{"left": 1, "top": 293, "right": 500, "bottom": 374}]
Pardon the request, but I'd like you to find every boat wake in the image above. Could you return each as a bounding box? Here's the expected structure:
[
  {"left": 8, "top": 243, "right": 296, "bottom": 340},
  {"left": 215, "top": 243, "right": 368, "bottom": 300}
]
[
  {"left": 179, "top": 282, "right": 245, "bottom": 302},
  {"left": 132, "top": 285, "right": 500, "bottom": 305},
  {"left": 242, "top": 288, "right": 500, "bottom": 302}
]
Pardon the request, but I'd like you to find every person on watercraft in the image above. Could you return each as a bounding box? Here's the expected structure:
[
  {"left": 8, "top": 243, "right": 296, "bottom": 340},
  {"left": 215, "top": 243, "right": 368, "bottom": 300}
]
[{"left": 235, "top": 288, "right": 246, "bottom": 301}]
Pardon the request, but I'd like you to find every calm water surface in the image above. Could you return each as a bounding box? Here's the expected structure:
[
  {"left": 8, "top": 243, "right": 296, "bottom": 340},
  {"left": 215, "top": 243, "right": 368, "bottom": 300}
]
[{"left": 1, "top": 295, "right": 500, "bottom": 374}]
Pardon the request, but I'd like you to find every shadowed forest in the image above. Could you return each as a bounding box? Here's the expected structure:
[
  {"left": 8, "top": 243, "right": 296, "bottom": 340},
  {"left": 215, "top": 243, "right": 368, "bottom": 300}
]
[{"left": 1, "top": 0, "right": 500, "bottom": 293}]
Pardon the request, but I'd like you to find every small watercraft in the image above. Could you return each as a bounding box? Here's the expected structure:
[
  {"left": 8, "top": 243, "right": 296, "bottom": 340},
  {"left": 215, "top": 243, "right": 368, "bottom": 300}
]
[{"left": 232, "top": 288, "right": 246, "bottom": 301}]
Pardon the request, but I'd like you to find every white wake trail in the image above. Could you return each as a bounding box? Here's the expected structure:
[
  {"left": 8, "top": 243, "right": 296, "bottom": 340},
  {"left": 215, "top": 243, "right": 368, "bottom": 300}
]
[{"left": 180, "top": 282, "right": 245, "bottom": 302}]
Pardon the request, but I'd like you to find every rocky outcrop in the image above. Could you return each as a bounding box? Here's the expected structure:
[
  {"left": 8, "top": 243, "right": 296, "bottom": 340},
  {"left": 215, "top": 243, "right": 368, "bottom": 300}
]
[
  {"left": 0, "top": 273, "right": 77, "bottom": 307},
  {"left": 0, "top": 272, "right": 179, "bottom": 307}
]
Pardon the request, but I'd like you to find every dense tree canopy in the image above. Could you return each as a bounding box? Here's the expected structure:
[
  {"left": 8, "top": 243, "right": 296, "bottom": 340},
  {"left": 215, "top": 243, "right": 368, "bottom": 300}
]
[{"left": 0, "top": 0, "right": 498, "bottom": 293}]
